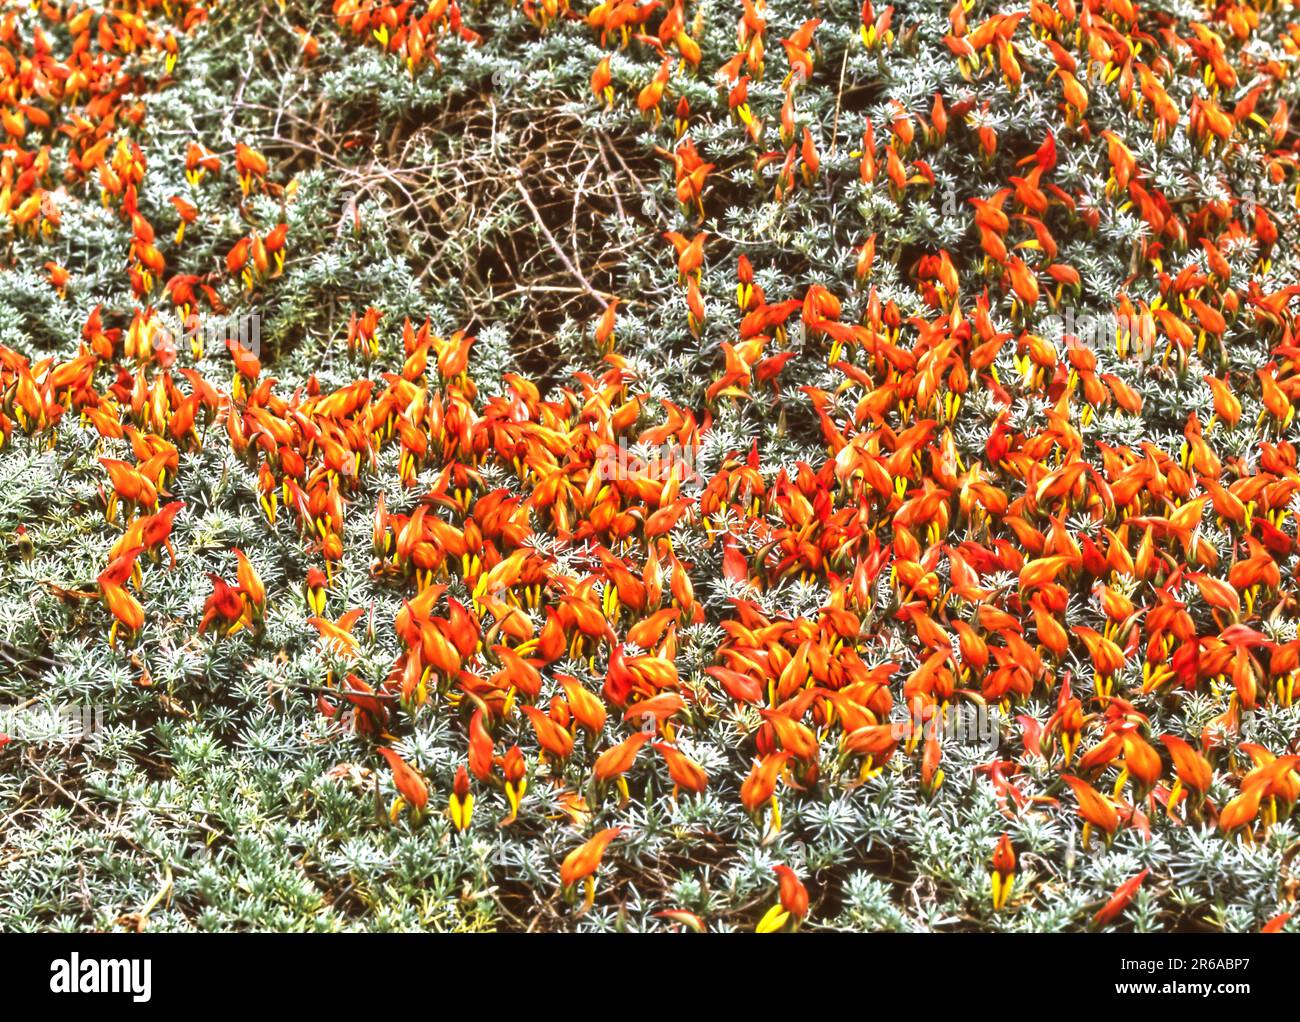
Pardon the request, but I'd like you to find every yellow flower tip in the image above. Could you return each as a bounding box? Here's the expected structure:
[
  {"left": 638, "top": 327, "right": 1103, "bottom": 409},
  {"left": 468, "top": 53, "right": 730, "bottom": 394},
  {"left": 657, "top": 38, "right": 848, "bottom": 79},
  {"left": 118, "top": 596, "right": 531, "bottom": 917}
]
[
  {"left": 755, "top": 903, "right": 790, "bottom": 933},
  {"left": 991, "top": 872, "right": 1014, "bottom": 911}
]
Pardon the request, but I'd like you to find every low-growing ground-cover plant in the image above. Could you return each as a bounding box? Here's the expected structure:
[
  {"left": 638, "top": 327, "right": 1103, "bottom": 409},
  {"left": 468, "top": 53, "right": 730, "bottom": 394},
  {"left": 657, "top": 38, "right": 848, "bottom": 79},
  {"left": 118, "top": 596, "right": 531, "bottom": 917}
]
[{"left": 0, "top": 0, "right": 1298, "bottom": 933}]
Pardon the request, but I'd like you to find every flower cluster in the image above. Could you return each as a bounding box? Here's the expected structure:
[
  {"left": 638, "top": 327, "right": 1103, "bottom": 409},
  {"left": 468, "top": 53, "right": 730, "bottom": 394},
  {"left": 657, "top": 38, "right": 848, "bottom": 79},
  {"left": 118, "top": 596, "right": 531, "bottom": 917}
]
[{"left": 1, "top": 0, "right": 1299, "bottom": 933}]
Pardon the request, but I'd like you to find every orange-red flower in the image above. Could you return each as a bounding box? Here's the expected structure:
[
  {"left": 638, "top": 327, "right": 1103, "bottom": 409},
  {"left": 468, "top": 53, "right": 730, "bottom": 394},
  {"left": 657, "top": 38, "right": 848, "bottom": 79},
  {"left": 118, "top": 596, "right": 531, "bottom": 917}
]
[
  {"left": 654, "top": 742, "right": 708, "bottom": 794},
  {"left": 1093, "top": 870, "right": 1149, "bottom": 927},
  {"left": 377, "top": 747, "right": 429, "bottom": 819},
  {"left": 448, "top": 766, "right": 473, "bottom": 832},
  {"left": 560, "top": 827, "right": 622, "bottom": 910},
  {"left": 990, "top": 833, "right": 1016, "bottom": 910},
  {"left": 1063, "top": 775, "right": 1121, "bottom": 845},
  {"left": 593, "top": 733, "right": 650, "bottom": 799},
  {"left": 740, "top": 751, "right": 791, "bottom": 818}
]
